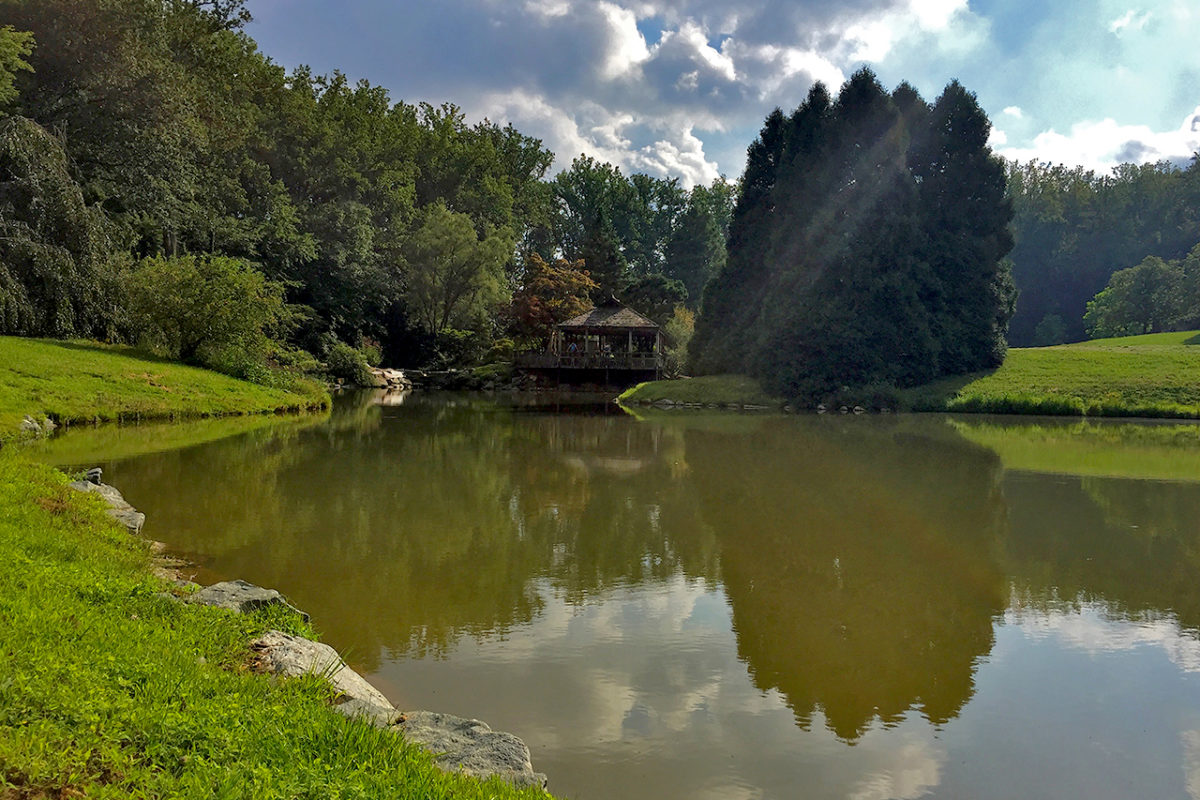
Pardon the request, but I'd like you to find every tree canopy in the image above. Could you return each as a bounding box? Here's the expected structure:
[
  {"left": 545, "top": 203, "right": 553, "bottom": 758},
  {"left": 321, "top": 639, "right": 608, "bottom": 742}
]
[{"left": 690, "top": 70, "right": 1015, "bottom": 399}]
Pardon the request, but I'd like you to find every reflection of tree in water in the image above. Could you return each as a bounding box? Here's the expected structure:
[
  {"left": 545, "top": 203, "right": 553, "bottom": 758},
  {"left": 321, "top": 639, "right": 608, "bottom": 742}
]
[
  {"left": 110, "top": 392, "right": 716, "bottom": 670},
  {"left": 688, "top": 417, "right": 1008, "bottom": 742},
  {"left": 1003, "top": 472, "right": 1200, "bottom": 632}
]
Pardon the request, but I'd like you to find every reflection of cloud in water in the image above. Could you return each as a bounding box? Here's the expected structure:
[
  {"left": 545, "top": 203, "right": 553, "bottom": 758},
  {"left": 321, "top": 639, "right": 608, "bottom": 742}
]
[
  {"left": 1184, "top": 730, "right": 1200, "bottom": 800},
  {"left": 848, "top": 737, "right": 945, "bottom": 800},
  {"left": 1008, "top": 597, "right": 1200, "bottom": 673},
  {"left": 381, "top": 573, "right": 949, "bottom": 799}
]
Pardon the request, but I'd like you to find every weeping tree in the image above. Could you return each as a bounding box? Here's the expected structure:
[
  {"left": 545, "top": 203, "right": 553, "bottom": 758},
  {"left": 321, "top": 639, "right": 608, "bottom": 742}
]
[{"left": 0, "top": 115, "right": 115, "bottom": 337}]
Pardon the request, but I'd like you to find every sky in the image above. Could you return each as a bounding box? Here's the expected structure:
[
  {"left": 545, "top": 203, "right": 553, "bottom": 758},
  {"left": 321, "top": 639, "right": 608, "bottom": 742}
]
[{"left": 246, "top": 0, "right": 1200, "bottom": 187}]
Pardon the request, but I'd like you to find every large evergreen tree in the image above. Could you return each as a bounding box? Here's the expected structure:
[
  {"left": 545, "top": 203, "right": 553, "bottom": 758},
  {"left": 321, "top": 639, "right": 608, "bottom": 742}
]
[{"left": 692, "top": 70, "right": 1015, "bottom": 400}]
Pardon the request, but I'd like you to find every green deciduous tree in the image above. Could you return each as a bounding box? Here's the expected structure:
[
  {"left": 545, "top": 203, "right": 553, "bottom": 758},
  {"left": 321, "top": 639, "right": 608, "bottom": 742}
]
[
  {"left": 621, "top": 273, "right": 687, "bottom": 325},
  {"left": 401, "top": 202, "right": 513, "bottom": 337},
  {"left": 1083, "top": 252, "right": 1193, "bottom": 338},
  {"left": 120, "top": 254, "right": 292, "bottom": 371},
  {"left": 0, "top": 25, "right": 33, "bottom": 106}
]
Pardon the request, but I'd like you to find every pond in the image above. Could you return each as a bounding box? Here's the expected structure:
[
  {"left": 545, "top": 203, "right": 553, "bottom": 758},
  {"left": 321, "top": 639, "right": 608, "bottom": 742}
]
[{"left": 34, "top": 392, "right": 1200, "bottom": 800}]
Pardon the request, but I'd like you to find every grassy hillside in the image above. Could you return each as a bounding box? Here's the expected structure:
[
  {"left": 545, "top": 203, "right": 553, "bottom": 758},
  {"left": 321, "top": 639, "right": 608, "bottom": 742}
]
[
  {"left": 0, "top": 337, "right": 328, "bottom": 437},
  {"left": 621, "top": 332, "right": 1200, "bottom": 419},
  {"left": 903, "top": 331, "right": 1200, "bottom": 417},
  {"left": 0, "top": 451, "right": 551, "bottom": 799}
]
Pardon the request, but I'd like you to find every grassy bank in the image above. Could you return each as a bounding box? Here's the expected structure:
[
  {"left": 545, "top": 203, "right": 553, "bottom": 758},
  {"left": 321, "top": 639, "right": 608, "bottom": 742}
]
[
  {"left": 618, "top": 374, "right": 784, "bottom": 408},
  {"left": 901, "top": 331, "right": 1200, "bottom": 417},
  {"left": 621, "top": 332, "right": 1200, "bottom": 419},
  {"left": 0, "top": 450, "right": 550, "bottom": 799},
  {"left": 0, "top": 337, "right": 328, "bottom": 436}
]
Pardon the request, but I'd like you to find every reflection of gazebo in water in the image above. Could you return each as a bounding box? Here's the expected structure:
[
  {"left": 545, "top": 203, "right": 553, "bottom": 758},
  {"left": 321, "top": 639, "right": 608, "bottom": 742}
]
[{"left": 517, "top": 296, "right": 666, "bottom": 386}]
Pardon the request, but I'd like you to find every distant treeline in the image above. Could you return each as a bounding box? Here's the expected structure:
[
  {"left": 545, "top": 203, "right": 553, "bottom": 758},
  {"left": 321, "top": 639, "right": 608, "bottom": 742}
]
[
  {"left": 1007, "top": 159, "right": 1200, "bottom": 345},
  {"left": 0, "top": 0, "right": 731, "bottom": 379},
  {"left": 1, "top": 0, "right": 1197, "bottom": 387}
]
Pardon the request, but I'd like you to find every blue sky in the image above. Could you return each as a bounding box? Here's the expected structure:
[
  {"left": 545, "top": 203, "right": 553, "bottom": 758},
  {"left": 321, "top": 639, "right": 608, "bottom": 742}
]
[{"left": 247, "top": 0, "right": 1200, "bottom": 186}]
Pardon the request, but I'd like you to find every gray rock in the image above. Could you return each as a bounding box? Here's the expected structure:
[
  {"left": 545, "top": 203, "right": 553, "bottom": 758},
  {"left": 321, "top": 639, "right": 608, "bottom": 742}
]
[
  {"left": 187, "top": 580, "right": 310, "bottom": 622},
  {"left": 332, "top": 697, "right": 402, "bottom": 727},
  {"left": 67, "top": 479, "right": 146, "bottom": 534},
  {"left": 19, "top": 416, "right": 41, "bottom": 434},
  {"left": 395, "top": 710, "right": 547, "bottom": 790},
  {"left": 251, "top": 629, "right": 390, "bottom": 709}
]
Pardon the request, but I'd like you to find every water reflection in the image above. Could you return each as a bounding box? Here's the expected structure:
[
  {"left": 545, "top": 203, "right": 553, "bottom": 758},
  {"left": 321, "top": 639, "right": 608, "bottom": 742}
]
[
  {"left": 38, "top": 397, "right": 1200, "bottom": 800},
  {"left": 688, "top": 417, "right": 1009, "bottom": 740}
]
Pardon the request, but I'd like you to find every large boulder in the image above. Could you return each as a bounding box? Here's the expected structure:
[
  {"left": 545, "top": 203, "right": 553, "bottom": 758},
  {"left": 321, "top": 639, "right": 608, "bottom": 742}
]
[
  {"left": 186, "top": 580, "right": 309, "bottom": 622},
  {"left": 394, "top": 711, "right": 548, "bottom": 790},
  {"left": 67, "top": 478, "right": 146, "bottom": 534},
  {"left": 250, "top": 629, "right": 392, "bottom": 710}
]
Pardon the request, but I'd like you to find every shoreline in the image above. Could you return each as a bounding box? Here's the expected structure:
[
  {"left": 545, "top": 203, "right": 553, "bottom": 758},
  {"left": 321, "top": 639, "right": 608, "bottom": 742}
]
[
  {"left": 71, "top": 468, "right": 550, "bottom": 791},
  {"left": 0, "top": 449, "right": 554, "bottom": 798}
]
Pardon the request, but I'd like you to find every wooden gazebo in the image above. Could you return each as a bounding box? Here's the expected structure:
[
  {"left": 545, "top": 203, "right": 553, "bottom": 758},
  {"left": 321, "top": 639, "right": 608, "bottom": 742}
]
[{"left": 517, "top": 297, "right": 666, "bottom": 384}]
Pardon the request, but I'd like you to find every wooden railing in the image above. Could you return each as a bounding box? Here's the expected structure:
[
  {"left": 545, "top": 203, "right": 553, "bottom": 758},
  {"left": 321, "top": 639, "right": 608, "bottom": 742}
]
[{"left": 516, "top": 353, "right": 663, "bottom": 370}]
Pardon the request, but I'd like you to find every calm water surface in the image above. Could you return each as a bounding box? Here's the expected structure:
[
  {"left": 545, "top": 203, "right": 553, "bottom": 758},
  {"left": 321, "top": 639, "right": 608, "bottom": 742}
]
[{"left": 38, "top": 393, "right": 1200, "bottom": 800}]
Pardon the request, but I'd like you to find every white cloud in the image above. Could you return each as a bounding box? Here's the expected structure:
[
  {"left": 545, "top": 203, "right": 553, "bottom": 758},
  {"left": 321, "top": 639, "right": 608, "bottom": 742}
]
[
  {"left": 1109, "top": 9, "right": 1152, "bottom": 33},
  {"left": 597, "top": 2, "right": 651, "bottom": 79},
  {"left": 997, "top": 105, "right": 1200, "bottom": 172},
  {"left": 248, "top": 0, "right": 1200, "bottom": 184}
]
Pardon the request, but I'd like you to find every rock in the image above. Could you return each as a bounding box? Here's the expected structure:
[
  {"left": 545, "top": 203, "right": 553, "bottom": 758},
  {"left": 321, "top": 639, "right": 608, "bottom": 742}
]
[
  {"left": 187, "top": 579, "right": 310, "bottom": 622},
  {"left": 85, "top": 467, "right": 103, "bottom": 485},
  {"left": 250, "top": 630, "right": 390, "bottom": 709},
  {"left": 395, "top": 710, "right": 548, "bottom": 790},
  {"left": 853, "top": 405, "right": 866, "bottom": 415},
  {"left": 816, "top": 404, "right": 827, "bottom": 414},
  {"left": 19, "top": 416, "right": 41, "bottom": 434},
  {"left": 67, "top": 478, "right": 146, "bottom": 534},
  {"left": 839, "top": 405, "right": 850, "bottom": 414},
  {"left": 332, "top": 697, "right": 403, "bottom": 727}
]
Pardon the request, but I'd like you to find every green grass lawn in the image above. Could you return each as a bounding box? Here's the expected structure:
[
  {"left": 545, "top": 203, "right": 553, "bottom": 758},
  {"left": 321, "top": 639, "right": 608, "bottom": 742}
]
[
  {"left": 623, "top": 332, "right": 1200, "bottom": 418},
  {"left": 0, "top": 337, "right": 328, "bottom": 437},
  {"left": 902, "top": 330, "right": 1200, "bottom": 417},
  {"left": 0, "top": 450, "right": 553, "bottom": 799},
  {"left": 618, "top": 374, "right": 784, "bottom": 407}
]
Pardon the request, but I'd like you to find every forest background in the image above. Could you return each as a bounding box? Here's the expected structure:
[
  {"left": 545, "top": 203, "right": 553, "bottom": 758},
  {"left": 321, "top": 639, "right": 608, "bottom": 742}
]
[{"left": 2, "top": 0, "right": 1199, "bottom": 394}]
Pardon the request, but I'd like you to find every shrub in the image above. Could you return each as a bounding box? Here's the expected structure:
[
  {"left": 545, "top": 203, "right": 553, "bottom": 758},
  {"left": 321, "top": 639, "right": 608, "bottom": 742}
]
[
  {"left": 323, "top": 339, "right": 375, "bottom": 386},
  {"left": 120, "top": 255, "right": 293, "bottom": 377}
]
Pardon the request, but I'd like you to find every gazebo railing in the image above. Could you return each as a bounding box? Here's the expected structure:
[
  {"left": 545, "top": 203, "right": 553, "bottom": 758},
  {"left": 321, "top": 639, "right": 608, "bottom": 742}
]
[{"left": 516, "top": 353, "right": 663, "bottom": 370}]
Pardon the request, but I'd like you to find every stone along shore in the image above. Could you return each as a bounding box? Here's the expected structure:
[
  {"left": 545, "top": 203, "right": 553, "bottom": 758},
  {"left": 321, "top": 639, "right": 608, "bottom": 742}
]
[{"left": 68, "top": 469, "right": 548, "bottom": 792}]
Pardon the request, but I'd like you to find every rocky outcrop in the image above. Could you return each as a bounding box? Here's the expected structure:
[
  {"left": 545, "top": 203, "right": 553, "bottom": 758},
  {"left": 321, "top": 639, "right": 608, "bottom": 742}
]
[
  {"left": 251, "top": 630, "right": 391, "bottom": 709},
  {"left": 186, "top": 579, "right": 310, "bottom": 622},
  {"left": 369, "top": 368, "right": 412, "bottom": 391},
  {"left": 68, "top": 470, "right": 146, "bottom": 534},
  {"left": 18, "top": 414, "right": 56, "bottom": 437},
  {"left": 395, "top": 711, "right": 548, "bottom": 790}
]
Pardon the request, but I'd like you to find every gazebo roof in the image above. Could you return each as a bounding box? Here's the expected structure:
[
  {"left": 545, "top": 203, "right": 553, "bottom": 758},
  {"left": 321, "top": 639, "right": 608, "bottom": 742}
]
[{"left": 558, "top": 298, "right": 658, "bottom": 331}]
